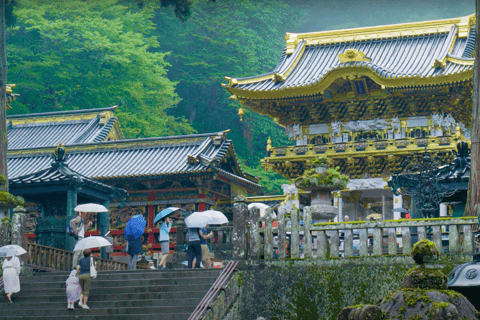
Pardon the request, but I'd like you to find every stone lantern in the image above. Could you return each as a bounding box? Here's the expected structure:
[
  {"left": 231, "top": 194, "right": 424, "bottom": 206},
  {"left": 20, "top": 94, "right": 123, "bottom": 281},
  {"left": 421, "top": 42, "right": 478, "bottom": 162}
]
[{"left": 294, "top": 157, "right": 349, "bottom": 223}]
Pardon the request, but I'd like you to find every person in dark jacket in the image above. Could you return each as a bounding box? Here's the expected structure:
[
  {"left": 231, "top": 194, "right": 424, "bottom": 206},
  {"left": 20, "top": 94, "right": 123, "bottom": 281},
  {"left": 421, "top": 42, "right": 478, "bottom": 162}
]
[
  {"left": 76, "top": 249, "right": 95, "bottom": 309},
  {"left": 127, "top": 237, "right": 143, "bottom": 270},
  {"left": 187, "top": 228, "right": 202, "bottom": 269}
]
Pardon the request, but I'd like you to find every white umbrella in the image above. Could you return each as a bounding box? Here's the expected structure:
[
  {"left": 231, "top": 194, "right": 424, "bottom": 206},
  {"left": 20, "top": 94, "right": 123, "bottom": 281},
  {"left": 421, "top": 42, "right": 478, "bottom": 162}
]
[
  {"left": 74, "top": 203, "right": 108, "bottom": 213},
  {"left": 185, "top": 210, "right": 228, "bottom": 228},
  {"left": 74, "top": 236, "right": 112, "bottom": 252},
  {"left": 185, "top": 212, "right": 211, "bottom": 229},
  {"left": 248, "top": 203, "right": 270, "bottom": 210},
  {"left": 203, "top": 210, "right": 228, "bottom": 225},
  {"left": 0, "top": 245, "right": 27, "bottom": 257}
]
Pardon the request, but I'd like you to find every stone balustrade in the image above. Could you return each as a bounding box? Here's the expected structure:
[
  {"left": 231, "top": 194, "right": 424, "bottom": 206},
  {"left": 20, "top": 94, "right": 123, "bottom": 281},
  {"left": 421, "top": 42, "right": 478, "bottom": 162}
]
[{"left": 233, "top": 198, "right": 477, "bottom": 261}]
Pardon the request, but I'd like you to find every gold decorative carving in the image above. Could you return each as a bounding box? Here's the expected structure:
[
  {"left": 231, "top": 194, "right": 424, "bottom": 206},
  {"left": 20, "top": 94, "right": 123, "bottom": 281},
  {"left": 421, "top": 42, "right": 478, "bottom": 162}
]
[
  {"left": 273, "top": 73, "right": 286, "bottom": 82},
  {"left": 338, "top": 49, "right": 371, "bottom": 63}
]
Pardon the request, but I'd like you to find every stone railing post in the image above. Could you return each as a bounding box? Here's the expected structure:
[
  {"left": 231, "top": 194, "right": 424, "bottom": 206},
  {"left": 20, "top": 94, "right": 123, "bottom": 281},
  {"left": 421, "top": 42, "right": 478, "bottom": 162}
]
[
  {"left": 11, "top": 206, "right": 27, "bottom": 262},
  {"left": 0, "top": 216, "right": 10, "bottom": 246},
  {"left": 232, "top": 195, "right": 248, "bottom": 260}
]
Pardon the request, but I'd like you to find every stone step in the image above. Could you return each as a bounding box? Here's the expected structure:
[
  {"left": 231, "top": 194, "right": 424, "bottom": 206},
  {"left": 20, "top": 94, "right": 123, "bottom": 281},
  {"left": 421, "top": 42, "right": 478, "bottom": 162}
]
[
  {"left": 0, "top": 313, "right": 192, "bottom": 320},
  {"left": 14, "top": 282, "right": 213, "bottom": 296},
  {"left": 22, "top": 269, "right": 220, "bottom": 283},
  {"left": 6, "top": 289, "right": 208, "bottom": 302},
  {"left": 20, "top": 276, "right": 218, "bottom": 289},
  {"left": 0, "top": 297, "right": 200, "bottom": 310},
  {"left": 0, "top": 305, "right": 196, "bottom": 317}
]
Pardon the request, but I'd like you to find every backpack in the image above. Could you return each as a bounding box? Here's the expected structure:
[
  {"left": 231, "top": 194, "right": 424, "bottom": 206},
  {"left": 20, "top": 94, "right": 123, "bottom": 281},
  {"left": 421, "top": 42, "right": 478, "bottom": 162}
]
[{"left": 66, "top": 218, "right": 82, "bottom": 241}]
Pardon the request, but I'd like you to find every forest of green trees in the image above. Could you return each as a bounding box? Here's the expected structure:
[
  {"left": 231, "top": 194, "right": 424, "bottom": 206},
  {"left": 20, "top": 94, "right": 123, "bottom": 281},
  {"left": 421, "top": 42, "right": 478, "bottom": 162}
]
[{"left": 5, "top": 0, "right": 474, "bottom": 194}]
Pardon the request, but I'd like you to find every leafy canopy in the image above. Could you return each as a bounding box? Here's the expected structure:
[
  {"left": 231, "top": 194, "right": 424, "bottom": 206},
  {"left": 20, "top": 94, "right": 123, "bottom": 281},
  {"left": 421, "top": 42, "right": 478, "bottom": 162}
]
[{"left": 7, "top": 0, "right": 194, "bottom": 138}]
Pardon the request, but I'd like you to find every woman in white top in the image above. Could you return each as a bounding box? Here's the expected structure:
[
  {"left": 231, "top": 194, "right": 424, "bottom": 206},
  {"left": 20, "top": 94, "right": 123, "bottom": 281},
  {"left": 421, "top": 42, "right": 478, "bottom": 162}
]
[{"left": 2, "top": 249, "right": 21, "bottom": 303}]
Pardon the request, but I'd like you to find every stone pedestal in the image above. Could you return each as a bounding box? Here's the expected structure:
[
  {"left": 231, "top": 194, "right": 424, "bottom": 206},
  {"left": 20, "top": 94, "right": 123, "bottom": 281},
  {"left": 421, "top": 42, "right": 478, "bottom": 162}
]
[{"left": 309, "top": 187, "right": 338, "bottom": 223}]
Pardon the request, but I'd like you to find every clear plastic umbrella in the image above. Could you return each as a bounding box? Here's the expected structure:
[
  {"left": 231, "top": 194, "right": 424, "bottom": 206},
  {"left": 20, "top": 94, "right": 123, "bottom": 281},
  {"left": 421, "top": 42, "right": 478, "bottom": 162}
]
[
  {"left": 0, "top": 245, "right": 27, "bottom": 257},
  {"left": 73, "top": 236, "right": 112, "bottom": 252}
]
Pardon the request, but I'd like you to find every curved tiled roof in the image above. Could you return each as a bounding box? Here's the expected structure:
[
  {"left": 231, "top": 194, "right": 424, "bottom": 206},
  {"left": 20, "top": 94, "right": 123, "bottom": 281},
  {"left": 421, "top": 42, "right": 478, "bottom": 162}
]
[
  {"left": 224, "top": 15, "right": 476, "bottom": 98},
  {"left": 7, "top": 106, "right": 122, "bottom": 149},
  {"left": 7, "top": 132, "right": 262, "bottom": 191}
]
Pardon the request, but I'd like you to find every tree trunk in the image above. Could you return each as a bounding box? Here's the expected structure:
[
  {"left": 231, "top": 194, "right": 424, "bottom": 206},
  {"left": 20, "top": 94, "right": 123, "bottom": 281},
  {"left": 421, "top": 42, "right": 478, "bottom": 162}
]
[
  {"left": 466, "top": 1, "right": 480, "bottom": 220},
  {"left": 0, "top": 0, "right": 7, "bottom": 188}
]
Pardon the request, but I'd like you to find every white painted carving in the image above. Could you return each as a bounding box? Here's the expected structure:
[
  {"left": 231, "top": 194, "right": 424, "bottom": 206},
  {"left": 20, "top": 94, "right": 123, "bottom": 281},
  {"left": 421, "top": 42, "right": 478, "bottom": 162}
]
[
  {"left": 281, "top": 184, "right": 300, "bottom": 212},
  {"left": 343, "top": 118, "right": 390, "bottom": 132},
  {"left": 285, "top": 124, "right": 303, "bottom": 140},
  {"left": 331, "top": 121, "right": 342, "bottom": 136},
  {"left": 391, "top": 116, "right": 400, "bottom": 132},
  {"left": 346, "top": 178, "right": 387, "bottom": 191}
]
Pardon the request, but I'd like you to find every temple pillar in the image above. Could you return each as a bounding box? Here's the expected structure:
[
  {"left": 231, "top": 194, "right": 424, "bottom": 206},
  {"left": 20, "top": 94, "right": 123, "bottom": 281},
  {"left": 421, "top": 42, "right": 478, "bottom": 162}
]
[
  {"left": 11, "top": 206, "right": 27, "bottom": 262},
  {"left": 147, "top": 192, "right": 155, "bottom": 250},
  {"left": 393, "top": 195, "right": 403, "bottom": 220},
  {"left": 65, "top": 190, "right": 78, "bottom": 251},
  {"left": 198, "top": 190, "right": 206, "bottom": 212},
  {"left": 99, "top": 200, "right": 110, "bottom": 259}
]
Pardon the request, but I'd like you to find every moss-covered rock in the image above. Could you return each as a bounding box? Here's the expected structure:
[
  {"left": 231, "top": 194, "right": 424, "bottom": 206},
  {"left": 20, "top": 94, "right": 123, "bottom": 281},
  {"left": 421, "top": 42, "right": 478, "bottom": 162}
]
[
  {"left": 403, "top": 265, "right": 447, "bottom": 290},
  {"left": 337, "top": 304, "right": 385, "bottom": 320},
  {"left": 411, "top": 239, "right": 439, "bottom": 265}
]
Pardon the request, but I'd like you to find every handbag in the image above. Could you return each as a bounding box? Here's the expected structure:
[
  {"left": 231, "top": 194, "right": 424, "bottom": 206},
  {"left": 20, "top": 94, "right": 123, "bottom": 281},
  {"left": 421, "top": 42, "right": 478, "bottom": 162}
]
[{"left": 90, "top": 257, "right": 97, "bottom": 279}]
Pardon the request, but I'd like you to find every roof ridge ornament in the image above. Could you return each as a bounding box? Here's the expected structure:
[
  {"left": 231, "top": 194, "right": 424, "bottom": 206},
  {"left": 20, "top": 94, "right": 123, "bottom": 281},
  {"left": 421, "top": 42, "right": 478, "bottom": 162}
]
[
  {"left": 338, "top": 49, "right": 371, "bottom": 63},
  {"left": 52, "top": 143, "right": 69, "bottom": 169},
  {"left": 273, "top": 73, "right": 287, "bottom": 82}
]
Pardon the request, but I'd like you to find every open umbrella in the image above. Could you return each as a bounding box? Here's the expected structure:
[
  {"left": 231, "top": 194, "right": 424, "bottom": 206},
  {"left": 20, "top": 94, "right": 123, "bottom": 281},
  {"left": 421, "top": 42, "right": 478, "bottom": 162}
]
[
  {"left": 73, "top": 236, "right": 112, "bottom": 252},
  {"left": 392, "top": 208, "right": 409, "bottom": 213},
  {"left": 124, "top": 215, "right": 146, "bottom": 241},
  {"left": 0, "top": 245, "right": 27, "bottom": 257},
  {"left": 185, "top": 212, "right": 210, "bottom": 229},
  {"left": 154, "top": 207, "right": 181, "bottom": 224},
  {"left": 74, "top": 203, "right": 108, "bottom": 213},
  {"left": 248, "top": 203, "right": 270, "bottom": 210},
  {"left": 185, "top": 210, "right": 228, "bottom": 228},
  {"left": 203, "top": 210, "right": 228, "bottom": 225}
]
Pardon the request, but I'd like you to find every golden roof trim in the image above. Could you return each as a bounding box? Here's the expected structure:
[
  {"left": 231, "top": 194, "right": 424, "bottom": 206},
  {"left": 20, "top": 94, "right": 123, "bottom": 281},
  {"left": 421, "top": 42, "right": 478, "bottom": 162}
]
[
  {"left": 227, "top": 66, "right": 473, "bottom": 101},
  {"left": 285, "top": 14, "right": 474, "bottom": 53}
]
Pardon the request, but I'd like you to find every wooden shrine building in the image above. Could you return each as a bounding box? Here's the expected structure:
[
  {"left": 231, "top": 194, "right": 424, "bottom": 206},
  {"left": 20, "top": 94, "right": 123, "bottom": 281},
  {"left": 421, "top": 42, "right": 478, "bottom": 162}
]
[
  {"left": 6, "top": 106, "right": 262, "bottom": 253},
  {"left": 223, "top": 14, "right": 476, "bottom": 220}
]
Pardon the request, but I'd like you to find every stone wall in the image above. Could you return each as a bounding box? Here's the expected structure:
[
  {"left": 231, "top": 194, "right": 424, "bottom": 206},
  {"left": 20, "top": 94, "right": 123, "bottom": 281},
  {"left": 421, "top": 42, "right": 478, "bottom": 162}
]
[{"left": 235, "top": 255, "right": 470, "bottom": 320}]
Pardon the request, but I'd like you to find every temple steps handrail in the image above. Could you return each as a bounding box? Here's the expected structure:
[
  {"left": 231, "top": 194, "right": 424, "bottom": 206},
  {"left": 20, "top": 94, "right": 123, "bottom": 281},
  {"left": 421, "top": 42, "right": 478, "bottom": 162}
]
[{"left": 26, "top": 243, "right": 128, "bottom": 272}]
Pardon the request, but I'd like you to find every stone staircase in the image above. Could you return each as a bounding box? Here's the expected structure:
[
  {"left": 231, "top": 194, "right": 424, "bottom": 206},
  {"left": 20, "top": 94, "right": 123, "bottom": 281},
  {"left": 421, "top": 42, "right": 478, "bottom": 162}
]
[{"left": 0, "top": 269, "right": 221, "bottom": 320}]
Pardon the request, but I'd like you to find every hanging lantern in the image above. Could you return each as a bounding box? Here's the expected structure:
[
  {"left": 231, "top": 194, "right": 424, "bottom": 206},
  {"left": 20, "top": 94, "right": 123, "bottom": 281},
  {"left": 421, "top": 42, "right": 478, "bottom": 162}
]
[{"left": 238, "top": 107, "right": 245, "bottom": 121}]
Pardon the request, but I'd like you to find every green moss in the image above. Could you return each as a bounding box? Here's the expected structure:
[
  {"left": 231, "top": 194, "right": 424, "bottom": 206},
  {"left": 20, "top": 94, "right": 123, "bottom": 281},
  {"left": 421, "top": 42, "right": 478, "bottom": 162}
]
[
  {"left": 411, "top": 239, "right": 439, "bottom": 264},
  {"left": 237, "top": 271, "right": 243, "bottom": 287},
  {"left": 294, "top": 157, "right": 349, "bottom": 190},
  {"left": 408, "top": 315, "right": 422, "bottom": 320},
  {"left": 349, "top": 304, "right": 365, "bottom": 309},
  {"left": 399, "top": 306, "right": 406, "bottom": 314}
]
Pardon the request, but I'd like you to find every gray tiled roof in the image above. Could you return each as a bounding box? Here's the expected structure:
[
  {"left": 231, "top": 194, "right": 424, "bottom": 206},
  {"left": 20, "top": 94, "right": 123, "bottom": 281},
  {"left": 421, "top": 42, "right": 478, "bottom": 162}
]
[
  {"left": 7, "top": 132, "right": 262, "bottom": 191},
  {"left": 10, "top": 161, "right": 124, "bottom": 196},
  {"left": 231, "top": 26, "right": 475, "bottom": 92},
  {"left": 7, "top": 106, "right": 119, "bottom": 149}
]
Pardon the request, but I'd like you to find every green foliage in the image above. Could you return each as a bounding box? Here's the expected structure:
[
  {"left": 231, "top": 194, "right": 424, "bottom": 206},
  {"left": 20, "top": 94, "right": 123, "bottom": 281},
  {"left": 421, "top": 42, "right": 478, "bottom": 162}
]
[
  {"left": 153, "top": 0, "right": 303, "bottom": 168},
  {"left": 239, "top": 162, "right": 290, "bottom": 195},
  {"left": 294, "top": 157, "right": 349, "bottom": 190},
  {"left": 7, "top": 0, "right": 195, "bottom": 138}
]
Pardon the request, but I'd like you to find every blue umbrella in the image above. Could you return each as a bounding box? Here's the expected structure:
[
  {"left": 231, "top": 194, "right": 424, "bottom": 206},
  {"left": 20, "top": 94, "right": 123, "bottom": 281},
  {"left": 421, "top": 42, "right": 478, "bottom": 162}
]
[
  {"left": 154, "top": 207, "right": 181, "bottom": 224},
  {"left": 124, "top": 215, "right": 146, "bottom": 241}
]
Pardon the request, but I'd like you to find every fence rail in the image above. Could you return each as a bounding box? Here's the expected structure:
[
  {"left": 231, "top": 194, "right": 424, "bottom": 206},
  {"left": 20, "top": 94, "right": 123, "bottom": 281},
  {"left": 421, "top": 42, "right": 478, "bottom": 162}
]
[
  {"left": 244, "top": 205, "right": 477, "bottom": 261},
  {"left": 188, "top": 260, "right": 238, "bottom": 320},
  {"left": 27, "top": 243, "right": 128, "bottom": 271},
  {"left": 0, "top": 277, "right": 3, "bottom": 293}
]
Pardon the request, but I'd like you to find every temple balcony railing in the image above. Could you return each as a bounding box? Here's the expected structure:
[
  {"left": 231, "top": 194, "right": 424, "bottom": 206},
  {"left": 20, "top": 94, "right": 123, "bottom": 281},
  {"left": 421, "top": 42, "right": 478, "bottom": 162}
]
[
  {"left": 235, "top": 204, "right": 477, "bottom": 262},
  {"left": 267, "top": 136, "right": 459, "bottom": 160}
]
